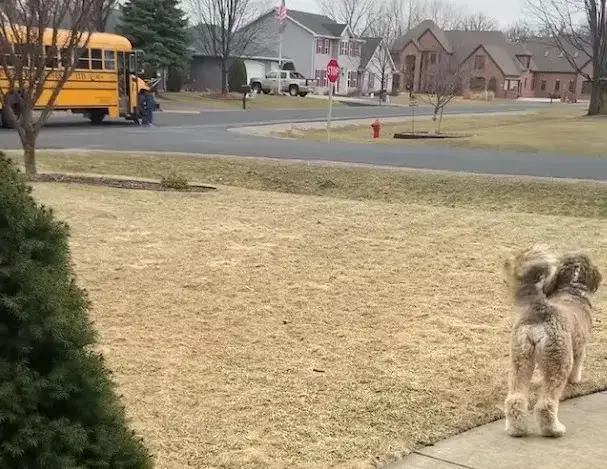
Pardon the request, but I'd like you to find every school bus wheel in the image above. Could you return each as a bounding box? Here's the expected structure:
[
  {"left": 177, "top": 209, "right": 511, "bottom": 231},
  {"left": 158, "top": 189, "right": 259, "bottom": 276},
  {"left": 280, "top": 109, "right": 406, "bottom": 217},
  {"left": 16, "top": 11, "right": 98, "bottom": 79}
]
[{"left": 88, "top": 109, "right": 107, "bottom": 125}]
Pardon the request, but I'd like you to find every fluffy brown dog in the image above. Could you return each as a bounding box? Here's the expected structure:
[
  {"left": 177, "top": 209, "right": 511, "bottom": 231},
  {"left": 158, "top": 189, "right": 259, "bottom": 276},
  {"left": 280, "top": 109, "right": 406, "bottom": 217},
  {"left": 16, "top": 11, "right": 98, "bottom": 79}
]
[{"left": 502, "top": 245, "right": 602, "bottom": 438}]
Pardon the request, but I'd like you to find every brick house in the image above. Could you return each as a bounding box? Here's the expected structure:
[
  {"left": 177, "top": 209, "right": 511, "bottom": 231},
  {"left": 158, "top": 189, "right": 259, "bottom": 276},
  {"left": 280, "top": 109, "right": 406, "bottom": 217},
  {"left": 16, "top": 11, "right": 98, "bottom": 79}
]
[{"left": 392, "top": 20, "right": 593, "bottom": 100}]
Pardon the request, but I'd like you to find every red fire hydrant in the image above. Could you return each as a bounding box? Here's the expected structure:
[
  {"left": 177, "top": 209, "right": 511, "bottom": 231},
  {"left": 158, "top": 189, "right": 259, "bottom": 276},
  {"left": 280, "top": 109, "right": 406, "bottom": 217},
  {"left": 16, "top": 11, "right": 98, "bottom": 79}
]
[{"left": 371, "top": 119, "right": 381, "bottom": 139}]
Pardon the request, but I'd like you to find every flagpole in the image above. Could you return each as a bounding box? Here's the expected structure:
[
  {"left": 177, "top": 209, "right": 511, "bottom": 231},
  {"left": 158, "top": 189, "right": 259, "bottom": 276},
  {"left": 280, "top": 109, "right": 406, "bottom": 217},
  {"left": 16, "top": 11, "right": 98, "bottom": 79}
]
[
  {"left": 276, "top": 0, "right": 286, "bottom": 96},
  {"left": 278, "top": 30, "right": 282, "bottom": 95}
]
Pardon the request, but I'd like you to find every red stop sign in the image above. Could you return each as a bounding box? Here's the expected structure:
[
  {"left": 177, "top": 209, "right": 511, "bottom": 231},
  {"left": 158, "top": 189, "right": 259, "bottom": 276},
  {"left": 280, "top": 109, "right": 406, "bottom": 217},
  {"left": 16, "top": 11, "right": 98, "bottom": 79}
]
[{"left": 326, "top": 59, "right": 339, "bottom": 83}]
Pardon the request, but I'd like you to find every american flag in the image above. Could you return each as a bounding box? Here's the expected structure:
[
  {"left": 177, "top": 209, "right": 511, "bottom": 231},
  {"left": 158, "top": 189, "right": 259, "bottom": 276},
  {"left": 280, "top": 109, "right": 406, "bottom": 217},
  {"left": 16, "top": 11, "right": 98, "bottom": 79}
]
[{"left": 275, "top": 0, "right": 287, "bottom": 32}]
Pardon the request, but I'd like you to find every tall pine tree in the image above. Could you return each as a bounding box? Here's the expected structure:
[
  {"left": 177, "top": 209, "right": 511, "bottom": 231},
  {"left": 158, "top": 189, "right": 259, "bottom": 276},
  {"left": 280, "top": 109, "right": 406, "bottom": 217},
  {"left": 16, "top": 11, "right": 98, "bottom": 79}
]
[
  {"left": 0, "top": 152, "right": 152, "bottom": 469},
  {"left": 117, "top": 0, "right": 190, "bottom": 84}
]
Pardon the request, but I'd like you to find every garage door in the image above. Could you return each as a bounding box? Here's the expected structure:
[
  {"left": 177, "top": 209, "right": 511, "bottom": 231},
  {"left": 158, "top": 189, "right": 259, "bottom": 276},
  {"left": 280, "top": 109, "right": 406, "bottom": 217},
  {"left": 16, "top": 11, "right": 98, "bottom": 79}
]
[{"left": 244, "top": 60, "right": 266, "bottom": 83}]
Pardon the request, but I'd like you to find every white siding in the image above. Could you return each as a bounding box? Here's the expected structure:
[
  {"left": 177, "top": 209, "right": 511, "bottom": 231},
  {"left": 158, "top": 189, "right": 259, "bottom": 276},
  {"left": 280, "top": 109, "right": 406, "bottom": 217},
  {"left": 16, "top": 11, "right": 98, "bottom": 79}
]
[{"left": 364, "top": 45, "right": 394, "bottom": 94}]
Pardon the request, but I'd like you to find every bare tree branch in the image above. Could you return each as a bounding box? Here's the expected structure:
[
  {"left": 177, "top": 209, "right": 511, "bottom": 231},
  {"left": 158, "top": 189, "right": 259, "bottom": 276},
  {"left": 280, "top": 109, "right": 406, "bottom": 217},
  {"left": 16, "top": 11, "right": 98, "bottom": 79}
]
[
  {"left": 525, "top": 0, "right": 606, "bottom": 114},
  {"left": 410, "top": 0, "right": 464, "bottom": 30},
  {"left": 0, "top": 0, "right": 100, "bottom": 177},
  {"left": 188, "top": 0, "right": 270, "bottom": 93},
  {"left": 315, "top": 0, "right": 375, "bottom": 34},
  {"left": 418, "top": 55, "right": 470, "bottom": 132},
  {"left": 455, "top": 12, "right": 498, "bottom": 31},
  {"left": 504, "top": 20, "right": 538, "bottom": 42},
  {"left": 364, "top": 0, "right": 400, "bottom": 93},
  {"left": 94, "top": 0, "right": 120, "bottom": 32}
]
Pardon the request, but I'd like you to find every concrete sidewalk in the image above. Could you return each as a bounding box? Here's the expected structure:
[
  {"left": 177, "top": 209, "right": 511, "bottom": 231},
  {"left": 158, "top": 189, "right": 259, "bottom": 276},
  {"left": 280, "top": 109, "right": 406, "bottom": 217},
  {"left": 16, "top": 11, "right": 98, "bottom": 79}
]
[{"left": 386, "top": 392, "right": 606, "bottom": 469}]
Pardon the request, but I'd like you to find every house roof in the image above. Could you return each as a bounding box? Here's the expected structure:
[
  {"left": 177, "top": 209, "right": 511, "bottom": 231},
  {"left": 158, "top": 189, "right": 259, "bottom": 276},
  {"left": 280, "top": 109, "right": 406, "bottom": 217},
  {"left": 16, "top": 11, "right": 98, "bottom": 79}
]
[
  {"left": 394, "top": 20, "right": 589, "bottom": 77},
  {"left": 443, "top": 30, "right": 526, "bottom": 76},
  {"left": 523, "top": 39, "right": 591, "bottom": 73},
  {"left": 359, "top": 36, "right": 382, "bottom": 68},
  {"left": 189, "top": 24, "right": 290, "bottom": 60},
  {"left": 393, "top": 20, "right": 452, "bottom": 53},
  {"left": 287, "top": 9, "right": 347, "bottom": 37}
]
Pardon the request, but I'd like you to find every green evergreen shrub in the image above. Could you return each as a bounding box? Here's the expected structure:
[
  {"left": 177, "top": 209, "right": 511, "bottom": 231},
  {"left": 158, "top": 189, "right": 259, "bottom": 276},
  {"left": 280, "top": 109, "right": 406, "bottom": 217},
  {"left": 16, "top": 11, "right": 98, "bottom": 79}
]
[
  {"left": 228, "top": 58, "right": 248, "bottom": 92},
  {"left": 0, "top": 152, "right": 152, "bottom": 469}
]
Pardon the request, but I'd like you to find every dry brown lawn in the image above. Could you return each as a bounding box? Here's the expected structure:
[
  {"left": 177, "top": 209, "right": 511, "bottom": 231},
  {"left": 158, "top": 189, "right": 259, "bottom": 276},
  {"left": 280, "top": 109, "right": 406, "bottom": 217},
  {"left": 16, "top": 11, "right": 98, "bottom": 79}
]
[
  {"left": 389, "top": 93, "right": 516, "bottom": 107},
  {"left": 158, "top": 91, "right": 342, "bottom": 110},
  {"left": 279, "top": 107, "right": 607, "bottom": 156},
  {"left": 23, "top": 152, "right": 607, "bottom": 469}
]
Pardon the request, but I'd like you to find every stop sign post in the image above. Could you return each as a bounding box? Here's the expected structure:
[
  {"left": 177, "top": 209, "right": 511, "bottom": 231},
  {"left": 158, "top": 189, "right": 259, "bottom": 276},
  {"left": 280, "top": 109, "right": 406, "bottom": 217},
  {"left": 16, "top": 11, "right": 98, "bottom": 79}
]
[{"left": 326, "top": 59, "right": 339, "bottom": 142}]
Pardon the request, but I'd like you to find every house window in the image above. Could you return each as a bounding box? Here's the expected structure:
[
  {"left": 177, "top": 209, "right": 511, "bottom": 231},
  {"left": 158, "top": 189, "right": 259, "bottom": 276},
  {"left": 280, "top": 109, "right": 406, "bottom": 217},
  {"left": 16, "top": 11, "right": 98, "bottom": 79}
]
[
  {"left": 429, "top": 53, "right": 437, "bottom": 65},
  {"left": 554, "top": 80, "right": 560, "bottom": 92},
  {"left": 541, "top": 80, "right": 546, "bottom": 91},
  {"left": 316, "top": 38, "right": 329, "bottom": 54},
  {"left": 531, "top": 78, "right": 536, "bottom": 90},
  {"left": 347, "top": 70, "right": 357, "bottom": 88},
  {"left": 524, "top": 78, "right": 527, "bottom": 88},
  {"left": 340, "top": 41, "right": 348, "bottom": 55},
  {"left": 349, "top": 42, "right": 361, "bottom": 57},
  {"left": 368, "top": 72, "right": 375, "bottom": 89},
  {"left": 568, "top": 80, "right": 575, "bottom": 92},
  {"left": 315, "top": 69, "right": 327, "bottom": 87},
  {"left": 474, "top": 54, "right": 485, "bottom": 70}
]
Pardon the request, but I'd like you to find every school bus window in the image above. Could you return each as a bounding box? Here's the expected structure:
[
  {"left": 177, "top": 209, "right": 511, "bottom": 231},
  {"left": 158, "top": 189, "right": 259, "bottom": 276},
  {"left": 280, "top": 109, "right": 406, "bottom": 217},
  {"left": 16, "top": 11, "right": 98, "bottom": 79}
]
[
  {"left": 104, "top": 50, "right": 116, "bottom": 70},
  {"left": 60, "top": 48, "right": 71, "bottom": 67},
  {"left": 14, "top": 44, "right": 33, "bottom": 67},
  {"left": 91, "top": 48, "right": 103, "bottom": 70},
  {"left": 44, "top": 46, "right": 59, "bottom": 68},
  {"left": 77, "top": 48, "right": 90, "bottom": 69},
  {"left": 0, "top": 45, "right": 13, "bottom": 66}
]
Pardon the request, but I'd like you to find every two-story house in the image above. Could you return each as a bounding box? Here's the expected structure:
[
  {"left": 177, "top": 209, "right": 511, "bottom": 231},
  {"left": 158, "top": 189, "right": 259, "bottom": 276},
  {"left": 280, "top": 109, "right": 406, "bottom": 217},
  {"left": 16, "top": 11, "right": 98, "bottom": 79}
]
[
  {"left": 244, "top": 9, "right": 394, "bottom": 95},
  {"left": 392, "top": 19, "right": 594, "bottom": 100}
]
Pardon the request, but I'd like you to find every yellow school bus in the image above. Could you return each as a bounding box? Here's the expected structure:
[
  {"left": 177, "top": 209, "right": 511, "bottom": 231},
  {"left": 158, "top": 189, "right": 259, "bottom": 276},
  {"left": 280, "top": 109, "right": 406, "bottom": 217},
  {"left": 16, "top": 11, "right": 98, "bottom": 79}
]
[{"left": 0, "top": 28, "right": 150, "bottom": 127}]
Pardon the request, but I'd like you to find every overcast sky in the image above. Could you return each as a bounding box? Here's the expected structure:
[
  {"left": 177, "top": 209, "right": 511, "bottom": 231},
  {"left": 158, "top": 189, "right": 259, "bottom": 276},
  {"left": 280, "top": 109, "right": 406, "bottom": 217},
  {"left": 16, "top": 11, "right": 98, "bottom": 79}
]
[{"left": 283, "top": 0, "right": 527, "bottom": 28}]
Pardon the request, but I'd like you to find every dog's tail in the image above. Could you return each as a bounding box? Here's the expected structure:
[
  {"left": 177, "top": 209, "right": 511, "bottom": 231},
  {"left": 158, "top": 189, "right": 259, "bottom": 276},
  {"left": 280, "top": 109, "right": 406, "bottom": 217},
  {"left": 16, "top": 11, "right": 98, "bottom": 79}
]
[{"left": 503, "top": 244, "right": 559, "bottom": 304}]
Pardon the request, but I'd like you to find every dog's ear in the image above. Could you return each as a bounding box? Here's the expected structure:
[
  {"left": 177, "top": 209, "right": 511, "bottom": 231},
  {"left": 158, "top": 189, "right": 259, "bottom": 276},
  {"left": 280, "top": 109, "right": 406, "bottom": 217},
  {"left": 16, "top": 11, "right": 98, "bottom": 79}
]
[{"left": 588, "top": 262, "right": 602, "bottom": 293}]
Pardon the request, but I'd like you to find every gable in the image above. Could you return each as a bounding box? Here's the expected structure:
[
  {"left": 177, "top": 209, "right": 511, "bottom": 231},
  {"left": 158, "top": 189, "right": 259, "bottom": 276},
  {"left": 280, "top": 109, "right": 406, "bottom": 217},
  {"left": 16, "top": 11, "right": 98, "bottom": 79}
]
[
  {"left": 418, "top": 29, "right": 448, "bottom": 53},
  {"left": 461, "top": 44, "right": 523, "bottom": 77},
  {"left": 461, "top": 45, "right": 503, "bottom": 76},
  {"left": 393, "top": 20, "right": 452, "bottom": 54}
]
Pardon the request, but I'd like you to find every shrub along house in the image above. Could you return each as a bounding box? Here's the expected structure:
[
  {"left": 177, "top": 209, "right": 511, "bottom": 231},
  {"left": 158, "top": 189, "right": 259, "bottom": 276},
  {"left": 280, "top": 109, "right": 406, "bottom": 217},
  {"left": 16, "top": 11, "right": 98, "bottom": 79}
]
[{"left": 392, "top": 19, "right": 594, "bottom": 100}]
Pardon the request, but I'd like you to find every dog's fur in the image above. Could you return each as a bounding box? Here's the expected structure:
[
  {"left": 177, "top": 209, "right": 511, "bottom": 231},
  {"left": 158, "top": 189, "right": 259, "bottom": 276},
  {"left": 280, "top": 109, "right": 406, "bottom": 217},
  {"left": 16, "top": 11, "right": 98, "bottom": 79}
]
[{"left": 502, "top": 245, "right": 602, "bottom": 438}]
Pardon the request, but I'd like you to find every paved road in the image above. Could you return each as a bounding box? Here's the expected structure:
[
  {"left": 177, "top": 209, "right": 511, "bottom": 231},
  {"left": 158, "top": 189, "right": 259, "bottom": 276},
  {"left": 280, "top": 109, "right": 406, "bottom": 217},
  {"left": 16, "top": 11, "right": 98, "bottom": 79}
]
[{"left": 1, "top": 101, "right": 606, "bottom": 181}]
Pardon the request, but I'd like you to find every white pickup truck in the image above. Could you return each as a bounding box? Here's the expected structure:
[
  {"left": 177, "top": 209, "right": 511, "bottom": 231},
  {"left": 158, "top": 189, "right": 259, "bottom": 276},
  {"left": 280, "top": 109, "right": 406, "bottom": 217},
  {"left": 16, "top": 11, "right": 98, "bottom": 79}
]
[{"left": 249, "top": 70, "right": 315, "bottom": 97}]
